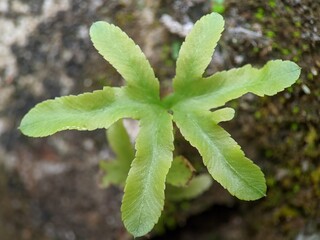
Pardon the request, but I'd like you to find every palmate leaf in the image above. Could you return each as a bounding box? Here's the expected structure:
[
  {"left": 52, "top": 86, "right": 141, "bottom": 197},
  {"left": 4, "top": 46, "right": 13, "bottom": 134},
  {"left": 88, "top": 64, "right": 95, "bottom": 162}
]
[{"left": 121, "top": 108, "right": 174, "bottom": 237}]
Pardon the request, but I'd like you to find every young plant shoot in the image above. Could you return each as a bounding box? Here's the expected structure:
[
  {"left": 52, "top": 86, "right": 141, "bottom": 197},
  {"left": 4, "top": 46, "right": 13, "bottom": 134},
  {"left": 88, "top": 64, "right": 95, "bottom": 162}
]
[{"left": 19, "top": 13, "right": 301, "bottom": 237}]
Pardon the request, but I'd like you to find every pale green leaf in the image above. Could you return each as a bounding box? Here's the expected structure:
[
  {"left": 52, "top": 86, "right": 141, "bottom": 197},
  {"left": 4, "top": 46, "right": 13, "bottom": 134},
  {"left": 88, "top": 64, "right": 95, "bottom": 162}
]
[
  {"left": 121, "top": 109, "right": 174, "bottom": 237},
  {"left": 107, "top": 120, "right": 135, "bottom": 164},
  {"left": 173, "top": 109, "right": 266, "bottom": 200},
  {"left": 90, "top": 21, "right": 159, "bottom": 101},
  {"left": 100, "top": 161, "right": 128, "bottom": 187},
  {"left": 166, "top": 156, "right": 195, "bottom": 187},
  {"left": 210, "top": 107, "right": 235, "bottom": 123},
  {"left": 171, "top": 60, "right": 301, "bottom": 110},
  {"left": 166, "top": 174, "right": 213, "bottom": 201},
  {"left": 100, "top": 120, "right": 135, "bottom": 187},
  {"left": 19, "top": 87, "right": 140, "bottom": 137},
  {"left": 173, "top": 13, "right": 224, "bottom": 91}
]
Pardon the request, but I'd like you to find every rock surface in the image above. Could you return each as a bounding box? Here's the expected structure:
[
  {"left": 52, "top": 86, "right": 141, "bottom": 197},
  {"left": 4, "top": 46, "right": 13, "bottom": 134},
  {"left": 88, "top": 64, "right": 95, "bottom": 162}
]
[{"left": 0, "top": 0, "right": 319, "bottom": 240}]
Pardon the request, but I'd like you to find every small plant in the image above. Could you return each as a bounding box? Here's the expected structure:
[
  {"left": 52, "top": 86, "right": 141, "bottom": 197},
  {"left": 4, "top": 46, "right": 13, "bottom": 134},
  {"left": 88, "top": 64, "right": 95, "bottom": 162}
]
[{"left": 19, "top": 13, "right": 300, "bottom": 237}]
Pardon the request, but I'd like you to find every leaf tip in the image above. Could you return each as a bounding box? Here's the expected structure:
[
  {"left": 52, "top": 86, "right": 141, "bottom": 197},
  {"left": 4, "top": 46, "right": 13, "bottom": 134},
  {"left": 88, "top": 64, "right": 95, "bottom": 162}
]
[
  {"left": 19, "top": 116, "right": 35, "bottom": 137},
  {"left": 205, "top": 11, "right": 225, "bottom": 29},
  {"left": 122, "top": 218, "right": 152, "bottom": 238},
  {"left": 90, "top": 21, "right": 105, "bottom": 38},
  {"left": 89, "top": 21, "right": 117, "bottom": 43},
  {"left": 274, "top": 60, "right": 301, "bottom": 79}
]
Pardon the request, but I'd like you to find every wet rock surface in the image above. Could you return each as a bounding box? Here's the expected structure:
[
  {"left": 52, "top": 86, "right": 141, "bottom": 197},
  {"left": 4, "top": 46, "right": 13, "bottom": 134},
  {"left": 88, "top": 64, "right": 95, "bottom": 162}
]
[{"left": 0, "top": 0, "right": 319, "bottom": 239}]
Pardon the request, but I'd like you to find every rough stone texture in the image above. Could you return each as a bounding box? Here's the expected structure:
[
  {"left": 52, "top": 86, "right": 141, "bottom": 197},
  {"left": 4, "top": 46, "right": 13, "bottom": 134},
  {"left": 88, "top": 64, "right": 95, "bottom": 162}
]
[
  {"left": 0, "top": 1, "right": 167, "bottom": 240},
  {"left": 0, "top": 0, "right": 319, "bottom": 240}
]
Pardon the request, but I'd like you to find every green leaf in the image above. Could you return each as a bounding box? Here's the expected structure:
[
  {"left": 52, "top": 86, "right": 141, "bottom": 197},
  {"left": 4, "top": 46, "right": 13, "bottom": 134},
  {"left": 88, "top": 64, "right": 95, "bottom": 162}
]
[
  {"left": 100, "top": 120, "right": 135, "bottom": 187},
  {"left": 173, "top": 109, "right": 266, "bottom": 200},
  {"left": 166, "top": 156, "right": 195, "bottom": 187},
  {"left": 171, "top": 60, "right": 301, "bottom": 110},
  {"left": 166, "top": 174, "right": 213, "bottom": 201},
  {"left": 210, "top": 107, "right": 235, "bottom": 123},
  {"left": 121, "top": 109, "right": 174, "bottom": 237},
  {"left": 100, "top": 161, "right": 127, "bottom": 187},
  {"left": 90, "top": 21, "right": 160, "bottom": 102},
  {"left": 107, "top": 120, "right": 135, "bottom": 165},
  {"left": 19, "top": 87, "right": 140, "bottom": 137},
  {"left": 173, "top": 13, "right": 224, "bottom": 91}
]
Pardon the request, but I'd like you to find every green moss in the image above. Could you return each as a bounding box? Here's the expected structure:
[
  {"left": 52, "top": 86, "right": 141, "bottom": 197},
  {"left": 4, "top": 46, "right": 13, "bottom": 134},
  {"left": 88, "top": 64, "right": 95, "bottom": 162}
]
[
  {"left": 268, "top": 0, "right": 276, "bottom": 8},
  {"left": 311, "top": 168, "right": 320, "bottom": 185},
  {"left": 274, "top": 205, "right": 299, "bottom": 221},
  {"left": 265, "top": 149, "right": 274, "bottom": 158},
  {"left": 302, "top": 44, "right": 309, "bottom": 51},
  {"left": 266, "top": 176, "right": 276, "bottom": 187},
  {"left": 290, "top": 123, "right": 299, "bottom": 131},
  {"left": 211, "top": 0, "right": 225, "bottom": 14},
  {"left": 266, "top": 30, "right": 276, "bottom": 38},
  {"left": 272, "top": 42, "right": 279, "bottom": 49},
  {"left": 286, "top": 86, "right": 293, "bottom": 93},
  {"left": 115, "top": 12, "right": 135, "bottom": 27},
  {"left": 294, "top": 21, "right": 302, "bottom": 28},
  {"left": 293, "top": 167, "right": 301, "bottom": 177},
  {"left": 293, "top": 56, "right": 299, "bottom": 62},
  {"left": 305, "top": 126, "right": 318, "bottom": 145},
  {"left": 284, "top": 6, "right": 294, "bottom": 14},
  {"left": 292, "top": 106, "right": 299, "bottom": 114},
  {"left": 255, "top": 8, "right": 265, "bottom": 21},
  {"left": 264, "top": 189, "right": 282, "bottom": 207},
  {"left": 253, "top": 46, "right": 260, "bottom": 53},
  {"left": 293, "top": 31, "right": 301, "bottom": 38},
  {"left": 281, "top": 48, "right": 290, "bottom": 56},
  {"left": 254, "top": 111, "right": 262, "bottom": 119},
  {"left": 304, "top": 127, "right": 319, "bottom": 158},
  {"left": 293, "top": 184, "right": 300, "bottom": 193},
  {"left": 307, "top": 72, "right": 313, "bottom": 80}
]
